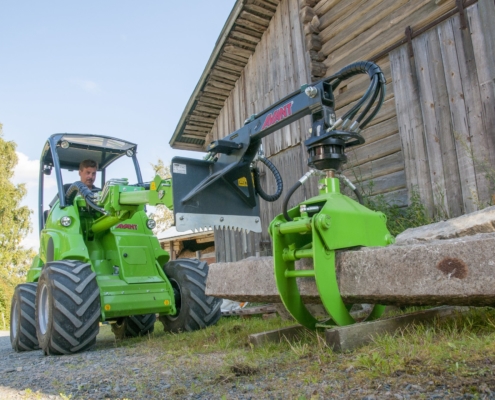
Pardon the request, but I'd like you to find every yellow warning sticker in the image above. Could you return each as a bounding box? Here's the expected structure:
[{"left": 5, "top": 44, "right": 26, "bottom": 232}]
[
  {"left": 238, "top": 177, "right": 248, "bottom": 187},
  {"left": 150, "top": 182, "right": 156, "bottom": 190}
]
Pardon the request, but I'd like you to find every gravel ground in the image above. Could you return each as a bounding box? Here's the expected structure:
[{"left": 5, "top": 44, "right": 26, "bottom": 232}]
[{"left": 1, "top": 327, "right": 495, "bottom": 399}]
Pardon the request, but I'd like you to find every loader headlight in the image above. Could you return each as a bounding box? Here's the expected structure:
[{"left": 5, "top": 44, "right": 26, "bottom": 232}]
[
  {"left": 146, "top": 219, "right": 156, "bottom": 230},
  {"left": 60, "top": 216, "right": 72, "bottom": 227},
  {"left": 60, "top": 140, "right": 70, "bottom": 149}
]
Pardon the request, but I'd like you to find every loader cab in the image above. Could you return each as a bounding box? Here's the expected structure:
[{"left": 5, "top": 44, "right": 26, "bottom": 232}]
[{"left": 39, "top": 133, "right": 143, "bottom": 232}]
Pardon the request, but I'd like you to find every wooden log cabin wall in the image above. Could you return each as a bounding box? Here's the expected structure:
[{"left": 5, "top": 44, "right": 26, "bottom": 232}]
[{"left": 170, "top": 0, "right": 495, "bottom": 262}]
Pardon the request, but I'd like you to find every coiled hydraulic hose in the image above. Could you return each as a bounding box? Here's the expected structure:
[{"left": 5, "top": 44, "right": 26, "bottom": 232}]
[
  {"left": 66, "top": 181, "right": 108, "bottom": 215},
  {"left": 326, "top": 61, "right": 386, "bottom": 131},
  {"left": 253, "top": 156, "right": 283, "bottom": 202}
]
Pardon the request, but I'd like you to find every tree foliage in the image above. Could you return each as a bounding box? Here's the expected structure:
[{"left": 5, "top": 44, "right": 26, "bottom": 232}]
[
  {"left": 149, "top": 158, "right": 174, "bottom": 234},
  {"left": 0, "top": 124, "right": 34, "bottom": 328}
]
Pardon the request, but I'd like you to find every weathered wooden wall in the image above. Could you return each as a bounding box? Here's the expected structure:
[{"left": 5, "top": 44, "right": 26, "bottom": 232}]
[
  {"left": 391, "top": 1, "right": 495, "bottom": 218},
  {"left": 213, "top": 0, "right": 314, "bottom": 258},
  {"left": 214, "top": 0, "right": 495, "bottom": 261}
]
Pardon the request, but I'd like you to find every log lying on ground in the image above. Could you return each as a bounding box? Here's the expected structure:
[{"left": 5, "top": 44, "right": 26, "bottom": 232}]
[{"left": 206, "top": 206, "right": 495, "bottom": 306}]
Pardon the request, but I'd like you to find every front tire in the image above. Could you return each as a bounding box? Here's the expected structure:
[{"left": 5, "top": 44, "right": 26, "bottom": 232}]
[
  {"left": 159, "top": 259, "right": 221, "bottom": 333},
  {"left": 35, "top": 260, "right": 100, "bottom": 355},
  {"left": 111, "top": 314, "right": 156, "bottom": 340},
  {"left": 10, "top": 283, "right": 40, "bottom": 352}
]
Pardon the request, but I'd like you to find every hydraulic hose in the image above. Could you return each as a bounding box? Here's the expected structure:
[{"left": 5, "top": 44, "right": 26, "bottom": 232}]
[
  {"left": 354, "top": 187, "right": 364, "bottom": 205},
  {"left": 253, "top": 156, "right": 283, "bottom": 202},
  {"left": 65, "top": 181, "right": 108, "bottom": 215},
  {"left": 282, "top": 181, "right": 302, "bottom": 222}
]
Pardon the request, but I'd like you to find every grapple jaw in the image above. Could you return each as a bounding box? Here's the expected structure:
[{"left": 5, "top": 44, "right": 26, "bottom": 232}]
[{"left": 171, "top": 156, "right": 262, "bottom": 233}]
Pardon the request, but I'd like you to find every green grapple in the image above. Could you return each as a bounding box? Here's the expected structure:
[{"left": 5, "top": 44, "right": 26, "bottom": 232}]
[
  {"left": 10, "top": 134, "right": 221, "bottom": 355},
  {"left": 270, "top": 175, "right": 394, "bottom": 329}
]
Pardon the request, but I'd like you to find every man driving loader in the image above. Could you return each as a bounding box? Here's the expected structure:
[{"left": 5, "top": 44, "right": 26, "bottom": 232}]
[{"left": 78, "top": 159, "right": 99, "bottom": 190}]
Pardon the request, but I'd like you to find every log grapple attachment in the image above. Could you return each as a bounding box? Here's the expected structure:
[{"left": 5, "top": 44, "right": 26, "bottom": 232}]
[{"left": 173, "top": 61, "right": 395, "bottom": 328}]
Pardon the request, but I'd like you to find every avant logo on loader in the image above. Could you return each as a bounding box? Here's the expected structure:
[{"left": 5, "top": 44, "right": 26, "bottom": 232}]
[
  {"left": 261, "top": 101, "right": 293, "bottom": 130},
  {"left": 115, "top": 223, "right": 138, "bottom": 230}
]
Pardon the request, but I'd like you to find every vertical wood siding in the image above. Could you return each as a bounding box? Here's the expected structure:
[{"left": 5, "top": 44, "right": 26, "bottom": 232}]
[
  {"left": 214, "top": 0, "right": 312, "bottom": 260},
  {"left": 390, "top": 2, "right": 495, "bottom": 218}
]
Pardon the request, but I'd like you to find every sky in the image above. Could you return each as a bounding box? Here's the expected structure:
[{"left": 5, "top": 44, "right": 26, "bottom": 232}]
[{"left": 1, "top": 1, "right": 236, "bottom": 249}]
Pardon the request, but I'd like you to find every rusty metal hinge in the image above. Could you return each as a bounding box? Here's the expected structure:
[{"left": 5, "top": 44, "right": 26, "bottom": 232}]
[
  {"left": 456, "top": 0, "right": 467, "bottom": 30},
  {"left": 405, "top": 26, "right": 414, "bottom": 58}
]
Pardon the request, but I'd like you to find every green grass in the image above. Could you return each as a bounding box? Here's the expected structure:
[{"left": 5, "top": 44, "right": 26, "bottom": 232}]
[{"left": 97, "top": 307, "right": 495, "bottom": 398}]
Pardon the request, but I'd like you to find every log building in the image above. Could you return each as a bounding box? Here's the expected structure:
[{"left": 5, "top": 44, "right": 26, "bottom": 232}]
[{"left": 169, "top": 0, "right": 495, "bottom": 262}]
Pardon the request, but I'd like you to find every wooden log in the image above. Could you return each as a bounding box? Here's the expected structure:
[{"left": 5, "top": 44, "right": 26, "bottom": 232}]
[
  {"left": 305, "top": 33, "right": 322, "bottom": 51},
  {"left": 355, "top": 169, "right": 407, "bottom": 195},
  {"left": 235, "top": 17, "right": 269, "bottom": 33},
  {"left": 244, "top": 3, "right": 277, "bottom": 18},
  {"left": 304, "top": 22, "right": 320, "bottom": 35},
  {"left": 194, "top": 105, "right": 221, "bottom": 115},
  {"left": 323, "top": 0, "right": 458, "bottom": 75},
  {"left": 240, "top": 10, "right": 271, "bottom": 27},
  {"left": 310, "top": 61, "right": 326, "bottom": 76},
  {"left": 300, "top": 0, "right": 319, "bottom": 8},
  {"left": 231, "top": 30, "right": 262, "bottom": 44},
  {"left": 225, "top": 38, "right": 257, "bottom": 52},
  {"left": 346, "top": 133, "right": 403, "bottom": 166},
  {"left": 343, "top": 150, "right": 404, "bottom": 182},
  {"left": 209, "top": 69, "right": 240, "bottom": 83},
  {"left": 318, "top": 0, "right": 367, "bottom": 32},
  {"left": 320, "top": 0, "right": 409, "bottom": 54},
  {"left": 233, "top": 25, "right": 264, "bottom": 41},
  {"left": 300, "top": 6, "right": 316, "bottom": 23},
  {"left": 354, "top": 116, "right": 399, "bottom": 147},
  {"left": 252, "top": 0, "right": 278, "bottom": 12},
  {"left": 184, "top": 124, "right": 211, "bottom": 133}
]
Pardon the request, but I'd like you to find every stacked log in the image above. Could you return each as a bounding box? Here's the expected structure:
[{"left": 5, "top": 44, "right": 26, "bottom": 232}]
[{"left": 299, "top": 0, "right": 327, "bottom": 80}]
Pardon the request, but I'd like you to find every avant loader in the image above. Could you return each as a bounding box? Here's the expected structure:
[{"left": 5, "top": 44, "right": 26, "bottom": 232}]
[
  {"left": 11, "top": 60, "right": 391, "bottom": 355},
  {"left": 10, "top": 134, "right": 221, "bottom": 355}
]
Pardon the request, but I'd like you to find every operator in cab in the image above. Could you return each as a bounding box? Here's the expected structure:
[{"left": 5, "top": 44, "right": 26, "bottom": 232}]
[{"left": 78, "top": 159, "right": 100, "bottom": 190}]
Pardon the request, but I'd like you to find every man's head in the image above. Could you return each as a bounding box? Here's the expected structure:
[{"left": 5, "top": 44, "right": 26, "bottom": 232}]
[{"left": 79, "top": 159, "right": 98, "bottom": 189}]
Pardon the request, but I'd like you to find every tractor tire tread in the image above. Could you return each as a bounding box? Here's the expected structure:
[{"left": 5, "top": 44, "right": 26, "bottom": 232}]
[
  {"left": 36, "top": 261, "right": 100, "bottom": 355},
  {"left": 159, "top": 259, "right": 221, "bottom": 333},
  {"left": 10, "top": 283, "right": 39, "bottom": 352}
]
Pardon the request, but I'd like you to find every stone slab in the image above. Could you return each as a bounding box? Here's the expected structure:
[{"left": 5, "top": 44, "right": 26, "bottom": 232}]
[
  {"left": 248, "top": 325, "right": 306, "bottom": 347},
  {"left": 395, "top": 205, "right": 495, "bottom": 244},
  {"left": 325, "top": 306, "right": 468, "bottom": 352},
  {"left": 206, "top": 232, "right": 495, "bottom": 306}
]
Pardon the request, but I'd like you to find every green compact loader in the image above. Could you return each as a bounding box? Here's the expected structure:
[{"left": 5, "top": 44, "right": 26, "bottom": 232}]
[{"left": 10, "top": 133, "right": 222, "bottom": 355}]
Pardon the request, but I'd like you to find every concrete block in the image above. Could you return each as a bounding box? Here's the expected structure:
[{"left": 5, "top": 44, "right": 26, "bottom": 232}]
[
  {"left": 248, "top": 325, "right": 306, "bottom": 347},
  {"left": 206, "top": 232, "right": 495, "bottom": 306},
  {"left": 325, "top": 306, "right": 469, "bottom": 352}
]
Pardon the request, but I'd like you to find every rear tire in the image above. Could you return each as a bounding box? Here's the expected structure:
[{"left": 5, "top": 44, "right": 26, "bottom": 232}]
[
  {"left": 159, "top": 259, "right": 221, "bottom": 333},
  {"left": 111, "top": 314, "right": 156, "bottom": 340},
  {"left": 35, "top": 260, "right": 100, "bottom": 355},
  {"left": 10, "top": 283, "right": 40, "bottom": 352}
]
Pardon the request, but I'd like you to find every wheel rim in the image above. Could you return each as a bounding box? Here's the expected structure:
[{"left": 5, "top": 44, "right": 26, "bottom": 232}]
[
  {"left": 11, "top": 299, "right": 19, "bottom": 340},
  {"left": 38, "top": 285, "right": 49, "bottom": 335},
  {"left": 167, "top": 279, "right": 182, "bottom": 321}
]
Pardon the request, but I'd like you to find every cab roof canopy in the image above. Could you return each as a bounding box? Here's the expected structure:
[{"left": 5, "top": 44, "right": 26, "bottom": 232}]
[{"left": 41, "top": 133, "right": 137, "bottom": 171}]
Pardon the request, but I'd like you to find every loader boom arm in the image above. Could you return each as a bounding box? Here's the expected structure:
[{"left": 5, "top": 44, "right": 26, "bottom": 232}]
[{"left": 172, "top": 61, "right": 386, "bottom": 232}]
